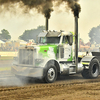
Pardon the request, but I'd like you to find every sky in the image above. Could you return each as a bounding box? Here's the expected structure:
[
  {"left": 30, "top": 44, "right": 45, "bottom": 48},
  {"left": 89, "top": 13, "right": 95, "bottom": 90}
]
[{"left": 0, "top": 0, "right": 100, "bottom": 43}]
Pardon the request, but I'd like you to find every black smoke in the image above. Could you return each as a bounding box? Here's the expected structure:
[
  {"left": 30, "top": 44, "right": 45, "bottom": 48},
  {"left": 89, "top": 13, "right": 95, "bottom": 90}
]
[{"left": 0, "top": 0, "right": 81, "bottom": 18}]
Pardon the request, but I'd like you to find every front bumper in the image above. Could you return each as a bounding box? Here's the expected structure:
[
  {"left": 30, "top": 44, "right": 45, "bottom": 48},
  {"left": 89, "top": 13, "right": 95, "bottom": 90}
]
[{"left": 11, "top": 65, "right": 44, "bottom": 79}]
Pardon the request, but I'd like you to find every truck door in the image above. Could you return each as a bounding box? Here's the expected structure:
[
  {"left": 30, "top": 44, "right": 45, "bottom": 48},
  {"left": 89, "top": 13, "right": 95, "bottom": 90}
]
[{"left": 59, "top": 36, "right": 72, "bottom": 60}]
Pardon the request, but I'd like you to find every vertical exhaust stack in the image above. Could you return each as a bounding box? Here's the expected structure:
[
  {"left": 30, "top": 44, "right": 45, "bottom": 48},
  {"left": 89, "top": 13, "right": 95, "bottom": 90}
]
[
  {"left": 75, "top": 16, "right": 78, "bottom": 72},
  {"left": 46, "top": 18, "right": 49, "bottom": 31},
  {"left": 74, "top": 3, "right": 80, "bottom": 73}
]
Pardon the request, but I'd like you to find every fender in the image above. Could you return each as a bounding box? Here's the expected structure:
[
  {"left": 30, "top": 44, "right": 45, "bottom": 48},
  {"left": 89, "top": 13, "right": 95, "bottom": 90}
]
[
  {"left": 45, "top": 59, "right": 60, "bottom": 68},
  {"left": 81, "top": 56, "right": 96, "bottom": 69},
  {"left": 39, "top": 58, "right": 59, "bottom": 68}
]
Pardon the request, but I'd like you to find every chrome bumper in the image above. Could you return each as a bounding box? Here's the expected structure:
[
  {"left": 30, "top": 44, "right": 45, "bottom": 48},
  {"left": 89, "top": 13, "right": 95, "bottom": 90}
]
[{"left": 11, "top": 65, "right": 44, "bottom": 78}]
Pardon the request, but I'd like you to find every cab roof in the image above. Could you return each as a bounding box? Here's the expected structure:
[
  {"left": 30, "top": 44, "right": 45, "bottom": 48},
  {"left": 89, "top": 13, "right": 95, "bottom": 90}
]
[{"left": 38, "top": 30, "right": 73, "bottom": 37}]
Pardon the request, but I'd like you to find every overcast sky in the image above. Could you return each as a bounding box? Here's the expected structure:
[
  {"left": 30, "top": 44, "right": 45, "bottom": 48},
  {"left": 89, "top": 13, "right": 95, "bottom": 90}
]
[{"left": 0, "top": 0, "right": 100, "bottom": 43}]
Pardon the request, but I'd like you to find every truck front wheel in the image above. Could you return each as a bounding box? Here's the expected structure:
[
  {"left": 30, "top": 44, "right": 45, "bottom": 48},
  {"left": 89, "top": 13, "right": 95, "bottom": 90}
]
[
  {"left": 81, "top": 58, "right": 100, "bottom": 79},
  {"left": 43, "top": 65, "right": 57, "bottom": 83}
]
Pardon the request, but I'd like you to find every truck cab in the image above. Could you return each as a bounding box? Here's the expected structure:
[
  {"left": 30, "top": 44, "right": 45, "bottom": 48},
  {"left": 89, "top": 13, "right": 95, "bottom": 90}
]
[{"left": 37, "top": 30, "right": 73, "bottom": 60}]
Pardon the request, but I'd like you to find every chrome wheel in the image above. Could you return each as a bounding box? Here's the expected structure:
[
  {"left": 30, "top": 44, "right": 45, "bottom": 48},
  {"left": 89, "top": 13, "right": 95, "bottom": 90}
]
[{"left": 47, "top": 68, "right": 55, "bottom": 81}]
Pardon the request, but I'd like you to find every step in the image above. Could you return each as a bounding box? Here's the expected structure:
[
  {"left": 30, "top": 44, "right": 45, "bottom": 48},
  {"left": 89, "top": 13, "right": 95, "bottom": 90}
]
[
  {"left": 69, "top": 72, "right": 76, "bottom": 74},
  {"left": 69, "top": 65, "right": 76, "bottom": 74}
]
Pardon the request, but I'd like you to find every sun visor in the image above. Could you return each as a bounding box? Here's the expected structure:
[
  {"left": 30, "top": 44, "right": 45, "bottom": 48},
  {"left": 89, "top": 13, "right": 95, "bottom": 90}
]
[
  {"left": 61, "top": 32, "right": 72, "bottom": 36},
  {"left": 38, "top": 32, "right": 47, "bottom": 37},
  {"left": 46, "top": 31, "right": 61, "bottom": 37}
]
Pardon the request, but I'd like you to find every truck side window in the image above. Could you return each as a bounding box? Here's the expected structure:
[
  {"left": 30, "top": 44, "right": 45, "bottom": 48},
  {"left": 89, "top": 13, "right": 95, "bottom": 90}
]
[
  {"left": 40, "top": 37, "right": 46, "bottom": 43},
  {"left": 62, "top": 36, "right": 69, "bottom": 44}
]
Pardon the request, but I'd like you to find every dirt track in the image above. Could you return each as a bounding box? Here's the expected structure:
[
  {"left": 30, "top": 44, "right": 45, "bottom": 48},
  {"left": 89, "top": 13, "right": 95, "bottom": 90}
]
[
  {"left": 0, "top": 76, "right": 100, "bottom": 100},
  {"left": 1, "top": 60, "right": 100, "bottom": 100}
]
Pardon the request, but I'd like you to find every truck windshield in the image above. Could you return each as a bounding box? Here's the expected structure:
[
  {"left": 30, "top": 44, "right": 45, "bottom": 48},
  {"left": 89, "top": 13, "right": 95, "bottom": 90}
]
[{"left": 39, "top": 37, "right": 60, "bottom": 44}]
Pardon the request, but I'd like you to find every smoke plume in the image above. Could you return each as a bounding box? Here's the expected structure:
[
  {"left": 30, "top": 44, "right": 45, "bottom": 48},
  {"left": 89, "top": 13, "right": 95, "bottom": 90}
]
[
  {"left": 0, "top": 0, "right": 81, "bottom": 18},
  {"left": 0, "top": 0, "right": 53, "bottom": 19},
  {"left": 56, "top": 0, "right": 81, "bottom": 17}
]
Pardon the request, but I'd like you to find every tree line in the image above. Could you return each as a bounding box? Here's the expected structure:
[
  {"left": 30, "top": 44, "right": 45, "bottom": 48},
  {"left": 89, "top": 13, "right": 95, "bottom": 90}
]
[
  {"left": 19, "top": 26, "right": 45, "bottom": 42},
  {"left": 0, "top": 29, "right": 11, "bottom": 41},
  {"left": 1, "top": 25, "right": 100, "bottom": 44},
  {"left": 0, "top": 25, "right": 45, "bottom": 42}
]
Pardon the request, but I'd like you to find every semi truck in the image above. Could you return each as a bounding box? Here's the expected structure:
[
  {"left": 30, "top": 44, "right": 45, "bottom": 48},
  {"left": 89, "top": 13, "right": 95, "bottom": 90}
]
[{"left": 11, "top": 29, "right": 100, "bottom": 83}]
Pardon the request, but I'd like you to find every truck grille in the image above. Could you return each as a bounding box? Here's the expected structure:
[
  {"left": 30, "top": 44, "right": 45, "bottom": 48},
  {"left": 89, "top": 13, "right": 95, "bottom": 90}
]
[{"left": 19, "top": 49, "right": 34, "bottom": 65}]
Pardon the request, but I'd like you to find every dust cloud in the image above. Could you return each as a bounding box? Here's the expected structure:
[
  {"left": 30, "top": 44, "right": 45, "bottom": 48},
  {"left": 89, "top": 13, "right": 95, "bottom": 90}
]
[{"left": 0, "top": 60, "right": 36, "bottom": 87}]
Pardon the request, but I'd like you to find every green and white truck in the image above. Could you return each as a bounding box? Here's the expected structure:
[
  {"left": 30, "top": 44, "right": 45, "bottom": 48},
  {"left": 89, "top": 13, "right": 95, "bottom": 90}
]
[{"left": 11, "top": 30, "right": 100, "bottom": 83}]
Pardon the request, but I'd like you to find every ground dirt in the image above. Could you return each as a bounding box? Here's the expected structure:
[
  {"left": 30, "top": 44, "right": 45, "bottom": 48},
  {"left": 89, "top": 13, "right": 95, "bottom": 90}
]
[
  {"left": 0, "top": 76, "right": 100, "bottom": 100},
  {"left": 1, "top": 60, "right": 100, "bottom": 100}
]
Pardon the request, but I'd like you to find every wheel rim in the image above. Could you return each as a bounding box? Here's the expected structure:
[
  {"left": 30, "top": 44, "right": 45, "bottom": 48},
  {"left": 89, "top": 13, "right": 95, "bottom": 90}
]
[
  {"left": 47, "top": 68, "right": 55, "bottom": 81},
  {"left": 92, "top": 63, "right": 98, "bottom": 76}
]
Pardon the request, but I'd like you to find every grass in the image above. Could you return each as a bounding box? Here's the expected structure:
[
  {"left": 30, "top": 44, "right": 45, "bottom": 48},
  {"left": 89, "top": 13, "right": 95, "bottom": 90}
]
[
  {"left": 0, "top": 67, "right": 11, "bottom": 71},
  {"left": 0, "top": 56, "right": 13, "bottom": 71},
  {"left": 0, "top": 56, "right": 14, "bottom": 60}
]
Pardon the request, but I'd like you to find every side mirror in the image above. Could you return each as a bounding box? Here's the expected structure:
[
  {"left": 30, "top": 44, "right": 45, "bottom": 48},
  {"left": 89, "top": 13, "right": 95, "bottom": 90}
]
[{"left": 69, "top": 35, "right": 73, "bottom": 45}]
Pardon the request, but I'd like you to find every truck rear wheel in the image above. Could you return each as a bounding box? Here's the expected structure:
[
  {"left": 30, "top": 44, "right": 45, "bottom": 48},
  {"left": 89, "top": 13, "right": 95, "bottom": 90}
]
[
  {"left": 43, "top": 65, "right": 57, "bottom": 83},
  {"left": 81, "top": 58, "right": 100, "bottom": 79}
]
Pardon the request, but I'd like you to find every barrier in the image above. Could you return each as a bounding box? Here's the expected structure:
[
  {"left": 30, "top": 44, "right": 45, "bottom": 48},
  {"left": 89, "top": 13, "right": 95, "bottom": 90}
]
[
  {"left": 0, "top": 51, "right": 91, "bottom": 57},
  {"left": 0, "top": 52, "right": 18, "bottom": 57}
]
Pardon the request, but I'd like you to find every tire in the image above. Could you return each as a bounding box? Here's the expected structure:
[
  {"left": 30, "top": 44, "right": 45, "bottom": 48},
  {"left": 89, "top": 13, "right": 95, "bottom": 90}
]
[
  {"left": 81, "top": 58, "right": 100, "bottom": 79},
  {"left": 43, "top": 65, "right": 57, "bottom": 83},
  {"left": 81, "top": 69, "right": 90, "bottom": 79}
]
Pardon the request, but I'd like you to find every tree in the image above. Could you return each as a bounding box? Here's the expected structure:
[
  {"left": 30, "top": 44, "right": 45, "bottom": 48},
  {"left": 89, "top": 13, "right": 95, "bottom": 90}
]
[
  {"left": 19, "top": 26, "right": 45, "bottom": 41},
  {"left": 88, "top": 25, "right": 100, "bottom": 44},
  {"left": 0, "top": 29, "right": 11, "bottom": 41}
]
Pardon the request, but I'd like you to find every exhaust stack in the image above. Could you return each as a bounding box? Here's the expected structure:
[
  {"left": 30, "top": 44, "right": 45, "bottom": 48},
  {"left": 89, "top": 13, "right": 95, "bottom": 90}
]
[
  {"left": 74, "top": 3, "right": 80, "bottom": 73},
  {"left": 46, "top": 18, "right": 49, "bottom": 31},
  {"left": 75, "top": 16, "right": 78, "bottom": 72}
]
